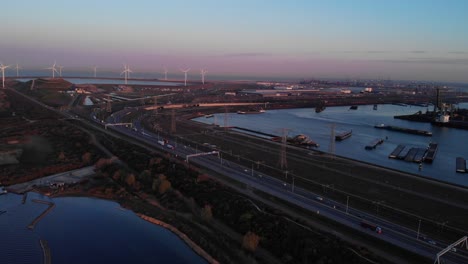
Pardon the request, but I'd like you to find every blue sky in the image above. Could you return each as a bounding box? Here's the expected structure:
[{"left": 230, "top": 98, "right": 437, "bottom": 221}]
[{"left": 1, "top": 0, "right": 468, "bottom": 81}]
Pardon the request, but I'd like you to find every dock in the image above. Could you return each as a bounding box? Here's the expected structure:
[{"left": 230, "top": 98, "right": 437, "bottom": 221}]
[
  {"left": 456, "top": 157, "right": 466, "bottom": 173},
  {"left": 423, "top": 143, "right": 438, "bottom": 163},
  {"left": 365, "top": 138, "right": 384, "bottom": 150},
  {"left": 389, "top": 144, "right": 405, "bottom": 158}
]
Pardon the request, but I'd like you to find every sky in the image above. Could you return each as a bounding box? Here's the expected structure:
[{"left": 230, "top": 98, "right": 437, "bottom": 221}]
[{"left": 1, "top": 0, "right": 468, "bottom": 82}]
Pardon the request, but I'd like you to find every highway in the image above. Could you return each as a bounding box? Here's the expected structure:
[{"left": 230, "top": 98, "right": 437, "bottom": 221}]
[
  {"left": 102, "top": 106, "right": 467, "bottom": 264},
  {"left": 8, "top": 88, "right": 467, "bottom": 264}
]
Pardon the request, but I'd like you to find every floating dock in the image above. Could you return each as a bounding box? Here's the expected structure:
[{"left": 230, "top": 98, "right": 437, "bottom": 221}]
[
  {"left": 335, "top": 130, "right": 352, "bottom": 141},
  {"left": 374, "top": 124, "right": 432, "bottom": 136},
  {"left": 456, "top": 157, "right": 466, "bottom": 173},
  {"left": 423, "top": 143, "right": 438, "bottom": 163},
  {"left": 389, "top": 144, "right": 405, "bottom": 158},
  {"left": 365, "top": 138, "right": 384, "bottom": 150}
]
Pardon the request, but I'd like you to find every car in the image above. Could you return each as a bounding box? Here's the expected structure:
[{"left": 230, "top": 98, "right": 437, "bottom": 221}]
[
  {"left": 428, "top": 240, "right": 437, "bottom": 245},
  {"left": 451, "top": 248, "right": 457, "bottom": 252},
  {"left": 315, "top": 196, "right": 324, "bottom": 201}
]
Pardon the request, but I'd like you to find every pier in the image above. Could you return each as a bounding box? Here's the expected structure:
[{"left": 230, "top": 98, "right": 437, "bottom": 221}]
[
  {"left": 27, "top": 199, "right": 55, "bottom": 230},
  {"left": 22, "top": 193, "right": 28, "bottom": 204}
]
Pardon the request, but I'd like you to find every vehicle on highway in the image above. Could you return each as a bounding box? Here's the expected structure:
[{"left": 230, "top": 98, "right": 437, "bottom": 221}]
[
  {"left": 166, "top": 144, "right": 175, "bottom": 150},
  {"left": 360, "top": 221, "right": 382, "bottom": 234},
  {"left": 157, "top": 140, "right": 165, "bottom": 146},
  {"left": 428, "top": 240, "right": 437, "bottom": 245},
  {"left": 315, "top": 196, "right": 324, "bottom": 201}
]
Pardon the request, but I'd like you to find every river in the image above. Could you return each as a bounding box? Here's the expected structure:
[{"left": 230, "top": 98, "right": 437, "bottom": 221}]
[
  {"left": 193, "top": 103, "right": 468, "bottom": 187},
  {"left": 0, "top": 192, "right": 207, "bottom": 264}
]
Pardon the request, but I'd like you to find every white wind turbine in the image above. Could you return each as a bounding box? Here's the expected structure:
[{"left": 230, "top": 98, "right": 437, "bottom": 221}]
[
  {"left": 0, "top": 63, "right": 10, "bottom": 88},
  {"left": 200, "top": 69, "right": 208, "bottom": 85},
  {"left": 121, "top": 64, "right": 132, "bottom": 84},
  {"left": 58, "top": 65, "right": 64, "bottom": 77},
  {"left": 180, "top": 67, "right": 190, "bottom": 86},
  {"left": 14, "top": 63, "right": 22, "bottom": 77},
  {"left": 163, "top": 66, "right": 168, "bottom": 81},
  {"left": 93, "top": 65, "right": 98, "bottom": 78},
  {"left": 46, "top": 61, "right": 58, "bottom": 78}
]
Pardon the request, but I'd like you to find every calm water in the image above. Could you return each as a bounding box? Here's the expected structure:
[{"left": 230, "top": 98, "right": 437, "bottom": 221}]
[
  {"left": 194, "top": 104, "right": 468, "bottom": 187},
  {"left": 0, "top": 192, "right": 206, "bottom": 264}
]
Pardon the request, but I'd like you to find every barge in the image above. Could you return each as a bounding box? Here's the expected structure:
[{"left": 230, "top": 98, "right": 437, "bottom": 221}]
[
  {"left": 335, "top": 130, "right": 352, "bottom": 141},
  {"left": 456, "top": 157, "right": 466, "bottom": 173},
  {"left": 374, "top": 124, "right": 432, "bottom": 136},
  {"left": 389, "top": 144, "right": 405, "bottom": 159},
  {"left": 423, "top": 143, "right": 438, "bottom": 163},
  {"left": 365, "top": 138, "right": 384, "bottom": 150}
]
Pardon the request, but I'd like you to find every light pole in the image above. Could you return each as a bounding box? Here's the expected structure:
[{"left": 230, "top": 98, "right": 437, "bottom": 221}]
[
  {"left": 251, "top": 163, "right": 254, "bottom": 177},
  {"left": 292, "top": 176, "right": 295, "bottom": 193},
  {"left": 346, "top": 196, "right": 349, "bottom": 214},
  {"left": 416, "top": 219, "right": 421, "bottom": 240}
]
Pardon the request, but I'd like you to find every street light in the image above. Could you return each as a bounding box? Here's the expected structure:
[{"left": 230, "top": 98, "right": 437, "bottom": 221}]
[{"left": 416, "top": 219, "right": 421, "bottom": 239}]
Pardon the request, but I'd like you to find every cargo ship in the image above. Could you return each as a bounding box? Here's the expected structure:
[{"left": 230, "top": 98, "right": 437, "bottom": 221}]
[
  {"left": 365, "top": 138, "right": 384, "bottom": 150},
  {"left": 335, "top": 130, "right": 352, "bottom": 141},
  {"left": 423, "top": 143, "right": 438, "bottom": 163},
  {"left": 456, "top": 157, "right": 466, "bottom": 173},
  {"left": 374, "top": 124, "right": 432, "bottom": 136}
]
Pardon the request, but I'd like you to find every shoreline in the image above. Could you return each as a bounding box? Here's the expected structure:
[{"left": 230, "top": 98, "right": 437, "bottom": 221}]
[{"left": 137, "top": 214, "right": 219, "bottom": 264}]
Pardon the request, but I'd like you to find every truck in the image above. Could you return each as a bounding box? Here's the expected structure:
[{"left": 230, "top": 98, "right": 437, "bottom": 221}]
[
  {"left": 360, "top": 221, "right": 382, "bottom": 234},
  {"left": 157, "top": 140, "right": 165, "bottom": 146}
]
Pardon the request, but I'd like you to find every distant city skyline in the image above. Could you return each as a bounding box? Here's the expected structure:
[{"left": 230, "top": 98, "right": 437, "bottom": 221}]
[{"left": 1, "top": 0, "right": 468, "bottom": 82}]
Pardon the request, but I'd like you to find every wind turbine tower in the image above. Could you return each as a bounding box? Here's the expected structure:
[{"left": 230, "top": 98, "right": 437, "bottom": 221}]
[
  {"left": 46, "top": 62, "right": 58, "bottom": 78},
  {"left": 180, "top": 68, "right": 190, "bottom": 86},
  {"left": 93, "top": 65, "right": 98, "bottom": 78},
  {"left": 58, "top": 65, "right": 64, "bottom": 77},
  {"left": 0, "top": 63, "right": 10, "bottom": 88},
  {"left": 14, "top": 63, "right": 22, "bottom": 77},
  {"left": 200, "top": 69, "right": 208, "bottom": 85},
  {"left": 163, "top": 66, "right": 168, "bottom": 81}
]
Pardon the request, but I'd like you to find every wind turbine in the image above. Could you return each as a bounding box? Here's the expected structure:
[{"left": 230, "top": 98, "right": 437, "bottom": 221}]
[
  {"left": 163, "top": 66, "right": 168, "bottom": 81},
  {"left": 14, "top": 63, "right": 22, "bottom": 77},
  {"left": 93, "top": 65, "right": 97, "bottom": 78},
  {"left": 0, "top": 63, "right": 10, "bottom": 88},
  {"left": 180, "top": 68, "right": 190, "bottom": 86},
  {"left": 58, "top": 65, "right": 64, "bottom": 77},
  {"left": 46, "top": 61, "right": 58, "bottom": 78},
  {"left": 200, "top": 69, "right": 208, "bottom": 85},
  {"left": 121, "top": 64, "right": 132, "bottom": 84}
]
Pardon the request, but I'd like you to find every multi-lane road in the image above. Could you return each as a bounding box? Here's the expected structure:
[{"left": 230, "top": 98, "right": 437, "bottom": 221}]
[{"left": 102, "top": 106, "right": 467, "bottom": 264}]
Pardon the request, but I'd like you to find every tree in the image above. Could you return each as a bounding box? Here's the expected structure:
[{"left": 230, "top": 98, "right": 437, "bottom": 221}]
[
  {"left": 242, "top": 231, "right": 260, "bottom": 252},
  {"left": 201, "top": 204, "right": 213, "bottom": 221},
  {"left": 159, "top": 179, "right": 171, "bottom": 194},
  {"left": 125, "top": 174, "right": 136, "bottom": 187},
  {"left": 82, "top": 152, "right": 92, "bottom": 164}
]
